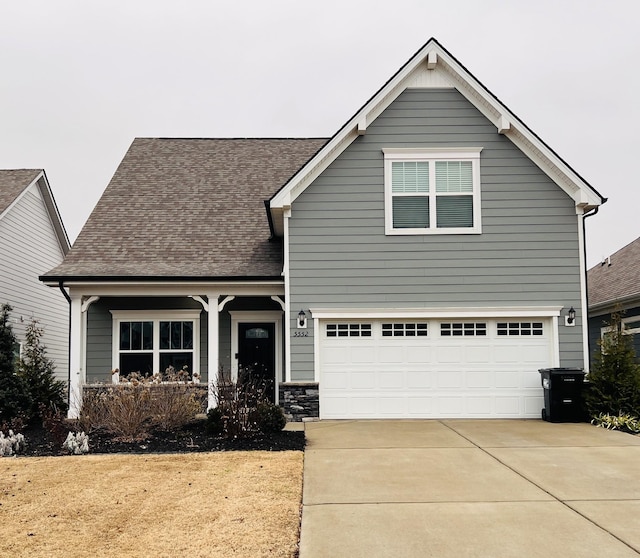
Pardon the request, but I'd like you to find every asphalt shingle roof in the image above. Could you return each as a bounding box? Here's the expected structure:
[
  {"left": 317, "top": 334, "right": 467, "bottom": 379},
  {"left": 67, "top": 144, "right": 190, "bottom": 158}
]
[
  {"left": 44, "top": 138, "right": 327, "bottom": 279},
  {"left": 0, "top": 170, "right": 42, "bottom": 214},
  {"left": 588, "top": 237, "right": 640, "bottom": 307}
]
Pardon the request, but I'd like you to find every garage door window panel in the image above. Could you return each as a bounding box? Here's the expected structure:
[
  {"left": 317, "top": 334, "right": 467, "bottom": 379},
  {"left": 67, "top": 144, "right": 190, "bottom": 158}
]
[
  {"left": 382, "top": 323, "right": 428, "bottom": 337},
  {"left": 497, "top": 322, "right": 544, "bottom": 336},
  {"left": 441, "top": 322, "right": 487, "bottom": 336},
  {"left": 326, "top": 323, "right": 372, "bottom": 337}
]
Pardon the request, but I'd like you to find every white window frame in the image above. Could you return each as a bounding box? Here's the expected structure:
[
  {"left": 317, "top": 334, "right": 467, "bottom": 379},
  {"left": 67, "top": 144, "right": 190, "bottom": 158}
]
[
  {"left": 383, "top": 147, "right": 482, "bottom": 235},
  {"left": 110, "top": 310, "right": 201, "bottom": 381},
  {"left": 600, "top": 316, "right": 640, "bottom": 344}
]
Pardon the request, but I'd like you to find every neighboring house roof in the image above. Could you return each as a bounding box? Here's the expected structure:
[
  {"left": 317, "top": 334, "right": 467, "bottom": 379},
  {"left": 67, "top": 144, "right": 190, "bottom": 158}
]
[
  {"left": 0, "top": 169, "right": 70, "bottom": 255},
  {"left": 588, "top": 237, "right": 640, "bottom": 312},
  {"left": 268, "top": 37, "right": 605, "bottom": 236},
  {"left": 0, "top": 169, "right": 42, "bottom": 212},
  {"left": 43, "top": 138, "right": 327, "bottom": 280}
]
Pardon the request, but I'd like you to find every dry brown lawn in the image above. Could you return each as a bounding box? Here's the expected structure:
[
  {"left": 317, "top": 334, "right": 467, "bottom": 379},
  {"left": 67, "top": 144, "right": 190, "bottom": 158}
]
[{"left": 1, "top": 451, "right": 303, "bottom": 557}]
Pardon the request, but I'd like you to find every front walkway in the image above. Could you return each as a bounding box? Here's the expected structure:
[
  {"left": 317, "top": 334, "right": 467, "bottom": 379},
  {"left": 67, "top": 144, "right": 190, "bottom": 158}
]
[{"left": 299, "top": 420, "right": 640, "bottom": 557}]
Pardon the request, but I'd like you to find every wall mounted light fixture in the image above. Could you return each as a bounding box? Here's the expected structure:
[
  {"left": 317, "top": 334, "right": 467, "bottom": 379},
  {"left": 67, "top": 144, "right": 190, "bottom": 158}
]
[
  {"left": 298, "top": 309, "right": 307, "bottom": 329},
  {"left": 565, "top": 306, "right": 576, "bottom": 327}
]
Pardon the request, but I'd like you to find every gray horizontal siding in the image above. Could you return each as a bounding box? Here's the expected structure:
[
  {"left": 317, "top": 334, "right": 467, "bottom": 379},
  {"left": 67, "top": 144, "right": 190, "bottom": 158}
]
[
  {"left": 84, "top": 296, "right": 284, "bottom": 384},
  {"left": 0, "top": 185, "right": 69, "bottom": 383},
  {"left": 289, "top": 88, "right": 585, "bottom": 381},
  {"left": 86, "top": 297, "right": 209, "bottom": 384}
]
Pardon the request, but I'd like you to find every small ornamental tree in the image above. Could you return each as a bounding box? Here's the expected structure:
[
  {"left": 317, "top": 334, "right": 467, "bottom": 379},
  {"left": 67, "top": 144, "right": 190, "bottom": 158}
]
[
  {"left": 17, "top": 317, "right": 67, "bottom": 421},
  {"left": 586, "top": 311, "right": 640, "bottom": 418},
  {"left": 0, "top": 304, "right": 32, "bottom": 427}
]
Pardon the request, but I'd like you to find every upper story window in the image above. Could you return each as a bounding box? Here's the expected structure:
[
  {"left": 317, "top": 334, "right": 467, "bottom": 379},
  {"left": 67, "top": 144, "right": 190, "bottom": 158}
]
[{"left": 383, "top": 148, "right": 482, "bottom": 235}]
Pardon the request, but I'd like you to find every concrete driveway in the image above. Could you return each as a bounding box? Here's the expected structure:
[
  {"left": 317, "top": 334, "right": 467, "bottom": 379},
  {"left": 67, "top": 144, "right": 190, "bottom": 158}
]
[{"left": 299, "top": 420, "right": 640, "bottom": 557}]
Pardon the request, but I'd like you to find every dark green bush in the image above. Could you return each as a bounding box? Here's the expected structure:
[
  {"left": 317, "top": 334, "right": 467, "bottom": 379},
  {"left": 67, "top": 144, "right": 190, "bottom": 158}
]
[
  {"left": 17, "top": 318, "right": 67, "bottom": 422},
  {"left": 205, "top": 407, "right": 224, "bottom": 435},
  {"left": 0, "top": 304, "right": 32, "bottom": 429},
  {"left": 586, "top": 311, "right": 640, "bottom": 418},
  {"left": 253, "top": 401, "right": 286, "bottom": 433}
]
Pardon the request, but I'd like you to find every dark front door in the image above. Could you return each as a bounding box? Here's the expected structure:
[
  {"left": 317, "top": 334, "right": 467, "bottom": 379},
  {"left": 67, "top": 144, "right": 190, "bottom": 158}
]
[{"left": 238, "top": 323, "right": 276, "bottom": 401}]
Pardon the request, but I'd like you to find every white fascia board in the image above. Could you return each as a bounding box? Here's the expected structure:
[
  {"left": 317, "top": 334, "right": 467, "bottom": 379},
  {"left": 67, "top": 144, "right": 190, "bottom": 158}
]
[
  {"left": 270, "top": 41, "right": 442, "bottom": 213},
  {"left": 271, "top": 128, "right": 359, "bottom": 210},
  {"left": 270, "top": 39, "right": 602, "bottom": 229},
  {"left": 309, "top": 306, "right": 562, "bottom": 319},
  {"left": 56, "top": 281, "right": 285, "bottom": 298},
  {"left": 1, "top": 171, "right": 71, "bottom": 253},
  {"left": 436, "top": 54, "right": 602, "bottom": 209}
]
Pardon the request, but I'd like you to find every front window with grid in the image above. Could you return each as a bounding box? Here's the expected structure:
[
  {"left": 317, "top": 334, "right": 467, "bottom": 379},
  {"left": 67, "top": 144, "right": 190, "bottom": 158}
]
[
  {"left": 111, "top": 311, "right": 200, "bottom": 380},
  {"left": 384, "top": 148, "right": 482, "bottom": 235},
  {"left": 326, "top": 323, "right": 372, "bottom": 337},
  {"left": 382, "top": 323, "right": 428, "bottom": 337},
  {"left": 497, "top": 322, "right": 544, "bottom": 336},
  {"left": 440, "top": 322, "right": 487, "bottom": 336}
]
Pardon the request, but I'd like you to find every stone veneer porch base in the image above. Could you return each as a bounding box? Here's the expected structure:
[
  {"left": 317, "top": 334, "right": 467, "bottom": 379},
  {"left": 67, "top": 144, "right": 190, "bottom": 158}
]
[{"left": 279, "top": 382, "right": 319, "bottom": 422}]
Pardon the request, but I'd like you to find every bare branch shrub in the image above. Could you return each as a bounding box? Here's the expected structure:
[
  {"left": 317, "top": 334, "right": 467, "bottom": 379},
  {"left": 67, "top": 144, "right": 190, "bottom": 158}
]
[
  {"left": 102, "top": 385, "right": 154, "bottom": 441},
  {"left": 151, "top": 384, "right": 203, "bottom": 431},
  {"left": 78, "top": 378, "right": 206, "bottom": 441},
  {"left": 76, "top": 388, "right": 111, "bottom": 434},
  {"left": 208, "top": 368, "right": 280, "bottom": 438}
]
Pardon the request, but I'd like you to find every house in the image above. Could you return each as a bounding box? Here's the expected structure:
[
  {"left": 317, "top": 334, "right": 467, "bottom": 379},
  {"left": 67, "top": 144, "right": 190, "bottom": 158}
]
[
  {"left": 587, "top": 237, "right": 640, "bottom": 361},
  {"left": 41, "top": 38, "right": 604, "bottom": 420},
  {"left": 0, "top": 169, "right": 71, "bottom": 384}
]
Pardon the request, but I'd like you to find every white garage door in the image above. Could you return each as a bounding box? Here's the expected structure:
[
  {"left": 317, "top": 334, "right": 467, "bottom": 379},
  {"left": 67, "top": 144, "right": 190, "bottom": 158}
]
[{"left": 319, "top": 318, "right": 553, "bottom": 419}]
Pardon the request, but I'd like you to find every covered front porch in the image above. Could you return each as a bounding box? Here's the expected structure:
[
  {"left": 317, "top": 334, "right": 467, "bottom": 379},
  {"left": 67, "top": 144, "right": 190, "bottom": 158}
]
[{"left": 61, "top": 280, "right": 292, "bottom": 418}]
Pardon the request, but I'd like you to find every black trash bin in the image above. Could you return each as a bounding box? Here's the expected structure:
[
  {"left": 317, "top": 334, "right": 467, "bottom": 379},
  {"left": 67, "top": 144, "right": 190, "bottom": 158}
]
[{"left": 539, "top": 368, "right": 586, "bottom": 422}]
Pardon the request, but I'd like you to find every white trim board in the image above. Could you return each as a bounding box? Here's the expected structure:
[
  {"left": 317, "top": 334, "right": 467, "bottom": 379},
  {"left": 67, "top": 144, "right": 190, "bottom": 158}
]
[
  {"left": 309, "top": 307, "right": 563, "bottom": 319},
  {"left": 269, "top": 38, "right": 603, "bottom": 236}
]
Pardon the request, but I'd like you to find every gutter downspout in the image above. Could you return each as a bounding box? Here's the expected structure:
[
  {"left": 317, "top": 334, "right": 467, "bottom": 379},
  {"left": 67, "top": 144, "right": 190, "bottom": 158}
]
[
  {"left": 58, "top": 281, "right": 72, "bottom": 407},
  {"left": 582, "top": 203, "right": 605, "bottom": 373}
]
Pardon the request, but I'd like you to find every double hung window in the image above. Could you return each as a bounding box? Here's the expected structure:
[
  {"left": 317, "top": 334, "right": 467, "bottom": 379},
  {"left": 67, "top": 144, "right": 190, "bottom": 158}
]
[
  {"left": 384, "top": 148, "right": 482, "bottom": 234},
  {"left": 111, "top": 310, "right": 200, "bottom": 380}
]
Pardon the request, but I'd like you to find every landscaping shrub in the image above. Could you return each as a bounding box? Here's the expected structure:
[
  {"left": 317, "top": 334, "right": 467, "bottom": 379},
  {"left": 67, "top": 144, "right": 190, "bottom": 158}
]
[
  {"left": 253, "top": 401, "right": 286, "bottom": 433},
  {"left": 17, "top": 318, "right": 67, "bottom": 422},
  {"left": 62, "top": 431, "right": 90, "bottom": 454},
  {"left": 101, "top": 385, "right": 155, "bottom": 441},
  {"left": 205, "top": 407, "right": 224, "bottom": 435},
  {"left": 151, "top": 384, "right": 203, "bottom": 431},
  {"left": 78, "top": 379, "right": 206, "bottom": 441},
  {"left": 0, "top": 430, "right": 26, "bottom": 457},
  {"left": 0, "top": 304, "right": 32, "bottom": 428},
  {"left": 40, "top": 403, "right": 70, "bottom": 446},
  {"left": 586, "top": 311, "right": 640, "bottom": 418},
  {"left": 591, "top": 412, "right": 640, "bottom": 434},
  {"left": 76, "top": 388, "right": 110, "bottom": 434},
  {"left": 209, "top": 369, "right": 281, "bottom": 438}
]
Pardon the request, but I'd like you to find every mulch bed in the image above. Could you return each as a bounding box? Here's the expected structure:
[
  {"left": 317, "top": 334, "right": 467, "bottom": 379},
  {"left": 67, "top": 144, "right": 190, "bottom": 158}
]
[{"left": 17, "top": 422, "right": 305, "bottom": 457}]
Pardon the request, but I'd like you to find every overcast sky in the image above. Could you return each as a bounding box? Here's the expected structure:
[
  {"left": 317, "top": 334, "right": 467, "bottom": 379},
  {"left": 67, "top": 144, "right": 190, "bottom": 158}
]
[{"left": 1, "top": 0, "right": 637, "bottom": 268}]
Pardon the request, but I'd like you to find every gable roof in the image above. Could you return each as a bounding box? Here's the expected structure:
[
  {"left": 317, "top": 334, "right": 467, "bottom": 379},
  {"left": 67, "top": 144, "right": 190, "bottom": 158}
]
[
  {"left": 0, "top": 169, "right": 70, "bottom": 255},
  {"left": 268, "top": 37, "right": 605, "bottom": 236},
  {"left": 588, "top": 237, "right": 640, "bottom": 311},
  {"left": 0, "top": 169, "right": 43, "bottom": 213},
  {"left": 42, "top": 138, "right": 327, "bottom": 281}
]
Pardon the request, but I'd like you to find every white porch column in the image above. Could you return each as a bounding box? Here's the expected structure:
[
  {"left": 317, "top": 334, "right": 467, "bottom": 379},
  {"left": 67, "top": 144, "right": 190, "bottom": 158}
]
[
  {"left": 68, "top": 294, "right": 84, "bottom": 419},
  {"left": 207, "top": 293, "right": 220, "bottom": 410}
]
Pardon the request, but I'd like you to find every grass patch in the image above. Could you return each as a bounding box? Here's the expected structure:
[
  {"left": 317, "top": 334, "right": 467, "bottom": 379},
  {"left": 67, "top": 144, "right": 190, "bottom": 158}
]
[{"left": 1, "top": 451, "right": 303, "bottom": 557}]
